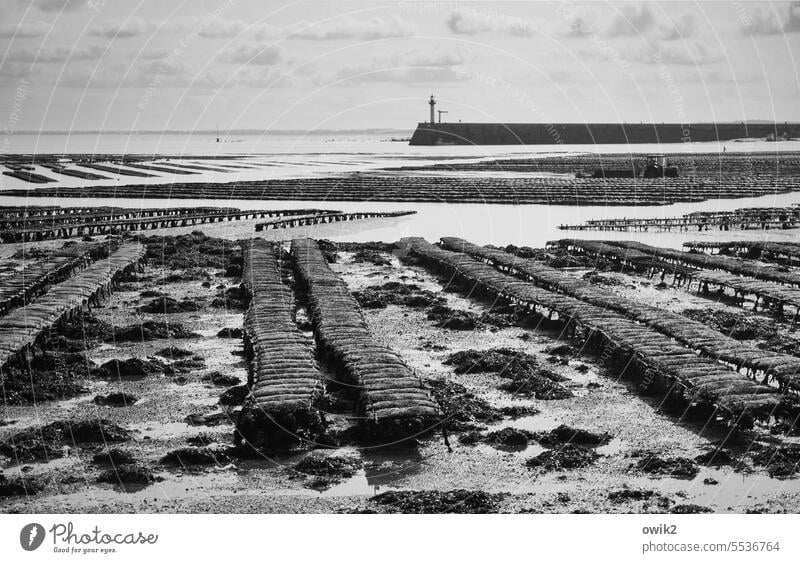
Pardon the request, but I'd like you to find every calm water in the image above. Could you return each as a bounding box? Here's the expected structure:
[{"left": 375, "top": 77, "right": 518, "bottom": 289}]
[
  {"left": 2, "top": 131, "right": 799, "bottom": 248},
  {"left": 9, "top": 130, "right": 799, "bottom": 157},
  {"left": 2, "top": 191, "right": 798, "bottom": 249}
]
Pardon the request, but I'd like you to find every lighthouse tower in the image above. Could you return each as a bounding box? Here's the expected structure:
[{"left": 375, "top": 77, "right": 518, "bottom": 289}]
[{"left": 429, "top": 94, "right": 435, "bottom": 125}]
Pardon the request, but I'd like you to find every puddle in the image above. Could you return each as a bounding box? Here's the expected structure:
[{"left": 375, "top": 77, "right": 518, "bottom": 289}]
[
  {"left": 504, "top": 415, "right": 562, "bottom": 434},
  {"left": 229, "top": 446, "right": 427, "bottom": 498},
  {"left": 619, "top": 465, "right": 800, "bottom": 511},
  {"left": 688, "top": 469, "right": 800, "bottom": 509},
  {"left": 42, "top": 470, "right": 243, "bottom": 508},
  {"left": 363, "top": 449, "right": 425, "bottom": 484},
  {"left": 318, "top": 470, "right": 377, "bottom": 497}
]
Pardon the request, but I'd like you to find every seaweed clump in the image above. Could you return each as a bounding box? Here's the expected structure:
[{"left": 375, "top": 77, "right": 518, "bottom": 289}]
[
  {"left": 0, "top": 351, "right": 92, "bottom": 405},
  {"left": 444, "top": 348, "right": 572, "bottom": 400},
  {"left": 99, "top": 357, "right": 165, "bottom": 379},
  {"left": 0, "top": 419, "right": 130, "bottom": 462},
  {"left": 670, "top": 504, "right": 713, "bottom": 514},
  {"left": 0, "top": 473, "right": 42, "bottom": 497},
  {"left": 632, "top": 453, "right": 700, "bottom": 479},
  {"left": 482, "top": 427, "right": 535, "bottom": 450},
  {"left": 98, "top": 465, "right": 161, "bottom": 486},
  {"left": 139, "top": 295, "right": 201, "bottom": 314},
  {"left": 142, "top": 232, "right": 242, "bottom": 272},
  {"left": 682, "top": 308, "right": 777, "bottom": 340},
  {"left": 60, "top": 311, "right": 199, "bottom": 343},
  {"left": 353, "top": 282, "right": 443, "bottom": 310},
  {"left": 750, "top": 445, "right": 800, "bottom": 478},
  {"left": 534, "top": 425, "right": 611, "bottom": 448},
  {"left": 113, "top": 320, "right": 200, "bottom": 341},
  {"left": 351, "top": 249, "right": 392, "bottom": 266},
  {"left": 425, "top": 304, "right": 479, "bottom": 330},
  {"left": 370, "top": 490, "right": 506, "bottom": 514},
  {"left": 426, "top": 379, "right": 502, "bottom": 431},
  {"left": 526, "top": 444, "right": 600, "bottom": 471},
  {"left": 293, "top": 450, "right": 362, "bottom": 490},
  {"left": 608, "top": 489, "right": 657, "bottom": 503},
  {"left": 161, "top": 446, "right": 229, "bottom": 467},
  {"left": 425, "top": 304, "right": 521, "bottom": 330},
  {"left": 93, "top": 392, "right": 138, "bottom": 407}
]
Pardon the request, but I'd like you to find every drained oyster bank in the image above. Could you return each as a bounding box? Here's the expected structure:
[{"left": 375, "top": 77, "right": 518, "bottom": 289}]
[{"left": 2, "top": 230, "right": 800, "bottom": 513}]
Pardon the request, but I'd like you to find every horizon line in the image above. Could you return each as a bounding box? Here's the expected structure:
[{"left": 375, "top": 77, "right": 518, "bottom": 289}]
[{"left": 12, "top": 120, "right": 799, "bottom": 135}]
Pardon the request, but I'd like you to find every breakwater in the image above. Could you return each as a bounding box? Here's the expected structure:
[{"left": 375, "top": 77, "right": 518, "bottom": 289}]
[{"left": 409, "top": 122, "right": 800, "bottom": 145}]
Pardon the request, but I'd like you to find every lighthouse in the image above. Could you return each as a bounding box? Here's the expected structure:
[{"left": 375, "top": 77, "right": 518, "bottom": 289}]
[{"left": 429, "top": 94, "right": 435, "bottom": 125}]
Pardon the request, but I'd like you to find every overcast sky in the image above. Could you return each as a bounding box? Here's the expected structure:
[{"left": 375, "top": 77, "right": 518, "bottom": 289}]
[{"left": 1, "top": 0, "right": 798, "bottom": 132}]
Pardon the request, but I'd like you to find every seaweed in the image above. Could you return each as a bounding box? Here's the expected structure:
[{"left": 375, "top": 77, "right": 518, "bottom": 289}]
[
  {"left": 139, "top": 295, "right": 201, "bottom": 314},
  {"left": 93, "top": 392, "right": 138, "bottom": 407},
  {"left": 99, "top": 357, "right": 165, "bottom": 379},
  {"left": 534, "top": 425, "right": 611, "bottom": 448},
  {"left": 0, "top": 419, "right": 130, "bottom": 462},
  {"left": 632, "top": 453, "right": 699, "bottom": 479},
  {"left": 426, "top": 379, "right": 502, "bottom": 431},
  {"left": 526, "top": 444, "right": 600, "bottom": 471},
  {"left": 370, "top": 490, "right": 506, "bottom": 514},
  {"left": 161, "top": 446, "right": 229, "bottom": 466},
  {"left": 98, "top": 464, "right": 161, "bottom": 485}
]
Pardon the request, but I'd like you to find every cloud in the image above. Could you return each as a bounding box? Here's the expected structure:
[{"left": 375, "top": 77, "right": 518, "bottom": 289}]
[
  {"left": 742, "top": 1, "right": 800, "bottom": 34},
  {"left": 564, "top": 8, "right": 695, "bottom": 40},
  {"left": 290, "top": 15, "right": 415, "bottom": 40},
  {"left": 27, "top": 0, "right": 85, "bottom": 12},
  {"left": 446, "top": 8, "right": 531, "bottom": 36},
  {"left": 195, "top": 19, "right": 280, "bottom": 39},
  {"left": 57, "top": 55, "right": 294, "bottom": 91},
  {"left": 658, "top": 13, "right": 697, "bottom": 40},
  {"left": 0, "top": 61, "right": 35, "bottom": 77},
  {"left": 196, "top": 18, "right": 247, "bottom": 38},
  {"left": 220, "top": 43, "right": 282, "bottom": 66},
  {"left": 182, "top": 15, "right": 412, "bottom": 41},
  {"left": 88, "top": 18, "right": 161, "bottom": 39},
  {"left": 60, "top": 58, "right": 224, "bottom": 90},
  {"left": 331, "top": 48, "right": 469, "bottom": 83},
  {"left": 88, "top": 17, "right": 277, "bottom": 41},
  {"left": 8, "top": 44, "right": 104, "bottom": 63},
  {"left": 606, "top": 4, "right": 655, "bottom": 36},
  {"left": 0, "top": 21, "right": 51, "bottom": 38},
  {"left": 231, "top": 66, "right": 295, "bottom": 88}
]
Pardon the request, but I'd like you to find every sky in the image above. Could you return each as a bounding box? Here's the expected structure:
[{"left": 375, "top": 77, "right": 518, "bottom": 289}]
[{"left": 0, "top": 0, "right": 798, "bottom": 132}]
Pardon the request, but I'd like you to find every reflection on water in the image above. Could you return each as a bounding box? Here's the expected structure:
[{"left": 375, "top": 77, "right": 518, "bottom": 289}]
[
  {"left": 319, "top": 470, "right": 375, "bottom": 497},
  {"left": 628, "top": 467, "right": 800, "bottom": 512}
]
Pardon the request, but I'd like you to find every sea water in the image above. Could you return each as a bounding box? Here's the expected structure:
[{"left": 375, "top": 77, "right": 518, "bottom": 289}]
[{"left": 1, "top": 131, "right": 799, "bottom": 248}]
